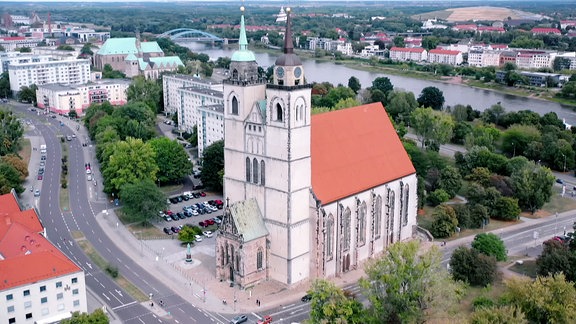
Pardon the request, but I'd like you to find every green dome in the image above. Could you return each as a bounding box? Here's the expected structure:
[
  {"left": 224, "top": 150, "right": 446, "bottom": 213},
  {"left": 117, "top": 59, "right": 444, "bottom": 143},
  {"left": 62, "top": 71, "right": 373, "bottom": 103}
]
[{"left": 231, "top": 50, "right": 256, "bottom": 62}]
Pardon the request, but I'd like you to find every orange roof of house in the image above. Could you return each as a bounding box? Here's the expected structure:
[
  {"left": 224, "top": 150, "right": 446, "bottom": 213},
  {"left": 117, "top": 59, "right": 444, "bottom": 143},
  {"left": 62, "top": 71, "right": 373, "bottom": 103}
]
[
  {"left": 0, "top": 193, "right": 80, "bottom": 290},
  {"left": 390, "top": 47, "right": 425, "bottom": 53},
  {"left": 429, "top": 49, "right": 461, "bottom": 55},
  {"left": 311, "top": 103, "right": 416, "bottom": 204}
]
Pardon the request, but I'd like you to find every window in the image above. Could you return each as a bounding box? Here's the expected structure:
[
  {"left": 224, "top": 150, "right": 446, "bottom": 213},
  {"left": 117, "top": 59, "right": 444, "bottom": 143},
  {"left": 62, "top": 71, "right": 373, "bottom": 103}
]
[
  {"left": 257, "top": 247, "right": 263, "bottom": 270},
  {"left": 56, "top": 281, "right": 62, "bottom": 288},
  {"left": 6, "top": 294, "right": 13, "bottom": 301},
  {"left": 73, "top": 300, "right": 80, "bottom": 307},
  {"left": 403, "top": 184, "right": 410, "bottom": 226},
  {"left": 235, "top": 253, "right": 240, "bottom": 272},
  {"left": 26, "top": 313, "right": 32, "bottom": 319},
  {"left": 7, "top": 305, "right": 14, "bottom": 313},
  {"left": 41, "top": 308, "right": 49, "bottom": 316},
  {"left": 41, "top": 297, "right": 47, "bottom": 304},
  {"left": 40, "top": 285, "right": 46, "bottom": 292},
  {"left": 23, "top": 290, "right": 30, "bottom": 297},
  {"left": 73, "top": 289, "right": 79, "bottom": 295},
  {"left": 343, "top": 207, "right": 351, "bottom": 251},
  {"left": 231, "top": 96, "right": 239, "bottom": 115},
  {"left": 57, "top": 303, "right": 65, "bottom": 311},
  {"left": 275, "top": 103, "right": 283, "bottom": 122},
  {"left": 359, "top": 201, "right": 367, "bottom": 246},
  {"left": 252, "top": 158, "right": 259, "bottom": 184},
  {"left": 388, "top": 189, "right": 395, "bottom": 241},
  {"left": 57, "top": 293, "right": 63, "bottom": 300},
  {"left": 245, "top": 157, "right": 251, "bottom": 182},
  {"left": 375, "top": 195, "right": 382, "bottom": 238},
  {"left": 260, "top": 160, "right": 265, "bottom": 186},
  {"left": 24, "top": 301, "right": 31, "bottom": 309},
  {"left": 9, "top": 318, "right": 15, "bottom": 324},
  {"left": 326, "top": 214, "right": 334, "bottom": 260},
  {"left": 72, "top": 278, "right": 78, "bottom": 284}
]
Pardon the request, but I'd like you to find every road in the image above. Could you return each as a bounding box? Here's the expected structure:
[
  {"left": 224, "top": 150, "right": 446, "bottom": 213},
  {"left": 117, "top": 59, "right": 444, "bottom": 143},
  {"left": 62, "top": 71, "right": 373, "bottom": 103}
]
[{"left": 14, "top": 104, "right": 223, "bottom": 324}]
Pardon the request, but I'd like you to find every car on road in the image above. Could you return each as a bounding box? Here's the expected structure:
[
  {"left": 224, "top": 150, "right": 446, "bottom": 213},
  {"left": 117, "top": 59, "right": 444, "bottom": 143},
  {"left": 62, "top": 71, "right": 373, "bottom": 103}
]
[
  {"left": 257, "top": 315, "right": 272, "bottom": 324},
  {"left": 72, "top": 134, "right": 76, "bottom": 138},
  {"left": 40, "top": 155, "right": 46, "bottom": 160},
  {"left": 203, "top": 231, "right": 213, "bottom": 238},
  {"left": 34, "top": 189, "right": 41, "bottom": 197},
  {"left": 87, "top": 174, "right": 92, "bottom": 181},
  {"left": 557, "top": 178, "right": 565, "bottom": 184},
  {"left": 39, "top": 161, "right": 45, "bottom": 166},
  {"left": 163, "top": 227, "right": 172, "bottom": 235},
  {"left": 66, "top": 135, "right": 72, "bottom": 141},
  {"left": 38, "top": 168, "right": 45, "bottom": 174},
  {"left": 170, "top": 214, "right": 179, "bottom": 221},
  {"left": 230, "top": 315, "right": 248, "bottom": 324},
  {"left": 37, "top": 174, "right": 43, "bottom": 180},
  {"left": 86, "top": 168, "right": 91, "bottom": 174},
  {"left": 195, "top": 235, "right": 203, "bottom": 242},
  {"left": 301, "top": 294, "right": 312, "bottom": 302}
]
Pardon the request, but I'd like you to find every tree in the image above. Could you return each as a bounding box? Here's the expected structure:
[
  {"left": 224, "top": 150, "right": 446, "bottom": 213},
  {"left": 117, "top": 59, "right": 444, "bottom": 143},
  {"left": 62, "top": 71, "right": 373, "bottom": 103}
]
[
  {"left": 119, "top": 180, "right": 166, "bottom": 225},
  {"left": 60, "top": 309, "right": 109, "bottom": 324},
  {"left": 469, "top": 306, "right": 527, "bottom": 324},
  {"left": 347, "top": 76, "right": 361, "bottom": 94},
  {"left": 102, "top": 137, "right": 159, "bottom": 193},
  {"left": 1, "top": 154, "right": 28, "bottom": 180},
  {"left": 0, "top": 72, "right": 10, "bottom": 99},
  {"left": 503, "top": 274, "right": 576, "bottom": 324},
  {"left": 386, "top": 90, "right": 418, "bottom": 124},
  {"left": 0, "top": 109, "right": 24, "bottom": 156},
  {"left": 493, "top": 196, "right": 521, "bottom": 221},
  {"left": 536, "top": 239, "right": 576, "bottom": 282},
  {"left": 410, "top": 107, "right": 454, "bottom": 150},
  {"left": 360, "top": 241, "right": 464, "bottom": 323},
  {"left": 149, "top": 137, "right": 193, "bottom": 184},
  {"left": 178, "top": 224, "right": 202, "bottom": 244},
  {"left": 68, "top": 109, "right": 78, "bottom": 119},
  {"left": 393, "top": 36, "right": 405, "bottom": 47},
  {"left": 200, "top": 140, "right": 224, "bottom": 192},
  {"left": 126, "top": 76, "right": 162, "bottom": 113},
  {"left": 421, "top": 36, "right": 440, "bottom": 50},
  {"left": 18, "top": 85, "right": 37, "bottom": 104},
  {"left": 438, "top": 165, "right": 462, "bottom": 198},
  {"left": 510, "top": 163, "right": 554, "bottom": 213},
  {"left": 80, "top": 43, "right": 94, "bottom": 56},
  {"left": 472, "top": 233, "right": 507, "bottom": 261},
  {"left": 308, "top": 279, "right": 365, "bottom": 324},
  {"left": 449, "top": 246, "right": 498, "bottom": 286},
  {"left": 430, "top": 204, "right": 458, "bottom": 238},
  {"left": 102, "top": 64, "right": 126, "bottom": 79},
  {"left": 417, "top": 86, "right": 445, "bottom": 110},
  {"left": 371, "top": 77, "right": 394, "bottom": 104},
  {"left": 0, "top": 162, "right": 25, "bottom": 194}
]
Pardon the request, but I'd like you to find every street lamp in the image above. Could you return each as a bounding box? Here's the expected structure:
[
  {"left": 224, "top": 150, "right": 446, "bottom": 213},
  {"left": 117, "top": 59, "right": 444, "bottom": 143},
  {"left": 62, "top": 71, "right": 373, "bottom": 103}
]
[{"left": 563, "top": 154, "right": 567, "bottom": 173}]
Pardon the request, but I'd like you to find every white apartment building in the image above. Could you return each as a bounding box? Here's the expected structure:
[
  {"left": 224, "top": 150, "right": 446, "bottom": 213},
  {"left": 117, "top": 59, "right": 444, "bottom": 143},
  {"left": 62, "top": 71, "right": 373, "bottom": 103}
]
[
  {"left": 197, "top": 104, "right": 224, "bottom": 156},
  {"left": 177, "top": 87, "right": 223, "bottom": 133},
  {"left": 36, "top": 79, "right": 130, "bottom": 115},
  {"left": 0, "top": 192, "right": 87, "bottom": 324},
  {"left": 8, "top": 59, "right": 91, "bottom": 92},
  {"left": 360, "top": 44, "right": 385, "bottom": 57},
  {"left": 0, "top": 37, "right": 43, "bottom": 51},
  {"left": 389, "top": 47, "right": 428, "bottom": 62},
  {"left": 468, "top": 50, "right": 501, "bottom": 67},
  {"left": 556, "top": 53, "right": 576, "bottom": 70},
  {"left": 515, "top": 51, "right": 557, "bottom": 69},
  {"left": 0, "top": 52, "right": 52, "bottom": 74},
  {"left": 162, "top": 74, "right": 223, "bottom": 115},
  {"left": 336, "top": 42, "right": 353, "bottom": 56},
  {"left": 427, "top": 49, "right": 463, "bottom": 65}
]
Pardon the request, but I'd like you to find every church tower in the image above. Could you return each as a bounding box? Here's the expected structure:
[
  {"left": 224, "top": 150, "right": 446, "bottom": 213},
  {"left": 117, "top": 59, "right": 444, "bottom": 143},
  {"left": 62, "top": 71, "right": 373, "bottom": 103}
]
[{"left": 264, "top": 7, "right": 313, "bottom": 285}]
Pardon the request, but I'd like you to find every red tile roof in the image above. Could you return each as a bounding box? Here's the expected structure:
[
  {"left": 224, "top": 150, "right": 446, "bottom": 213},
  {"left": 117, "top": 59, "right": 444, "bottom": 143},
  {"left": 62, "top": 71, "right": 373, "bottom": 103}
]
[
  {"left": 0, "top": 193, "right": 81, "bottom": 290},
  {"left": 531, "top": 28, "right": 561, "bottom": 34},
  {"left": 429, "top": 49, "right": 461, "bottom": 55},
  {"left": 311, "top": 103, "right": 416, "bottom": 204},
  {"left": 390, "top": 47, "right": 425, "bottom": 53}
]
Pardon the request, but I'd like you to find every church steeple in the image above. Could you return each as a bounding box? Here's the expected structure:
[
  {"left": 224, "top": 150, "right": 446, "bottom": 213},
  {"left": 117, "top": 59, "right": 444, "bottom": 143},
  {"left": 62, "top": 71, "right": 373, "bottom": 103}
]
[
  {"left": 283, "top": 7, "right": 294, "bottom": 55},
  {"left": 273, "top": 7, "right": 304, "bottom": 86},
  {"left": 229, "top": 4, "right": 259, "bottom": 82}
]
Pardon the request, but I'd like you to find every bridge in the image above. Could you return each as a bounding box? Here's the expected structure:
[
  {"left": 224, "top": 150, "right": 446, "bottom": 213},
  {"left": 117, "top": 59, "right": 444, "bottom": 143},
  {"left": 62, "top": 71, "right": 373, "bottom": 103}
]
[{"left": 159, "top": 28, "right": 224, "bottom": 43}]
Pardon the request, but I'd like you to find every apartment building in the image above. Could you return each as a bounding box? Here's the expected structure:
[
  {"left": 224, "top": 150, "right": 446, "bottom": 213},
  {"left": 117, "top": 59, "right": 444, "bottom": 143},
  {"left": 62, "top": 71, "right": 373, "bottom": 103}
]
[
  {"left": 197, "top": 104, "right": 224, "bottom": 156},
  {"left": 8, "top": 58, "right": 91, "bottom": 92},
  {"left": 177, "top": 87, "right": 223, "bottom": 133},
  {"left": 0, "top": 52, "right": 52, "bottom": 74},
  {"left": 162, "top": 74, "right": 223, "bottom": 115},
  {"left": 0, "top": 191, "right": 87, "bottom": 324},
  {"left": 360, "top": 44, "right": 385, "bottom": 57},
  {"left": 515, "top": 50, "right": 557, "bottom": 69},
  {"left": 36, "top": 79, "right": 130, "bottom": 115},
  {"left": 389, "top": 47, "right": 427, "bottom": 62},
  {"left": 0, "top": 36, "right": 43, "bottom": 51},
  {"left": 427, "top": 49, "right": 463, "bottom": 65},
  {"left": 467, "top": 50, "right": 501, "bottom": 67}
]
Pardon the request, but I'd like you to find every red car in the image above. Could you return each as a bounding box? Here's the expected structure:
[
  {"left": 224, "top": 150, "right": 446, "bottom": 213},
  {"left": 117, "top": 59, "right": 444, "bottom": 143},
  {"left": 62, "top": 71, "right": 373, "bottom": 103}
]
[
  {"left": 199, "top": 192, "right": 206, "bottom": 197},
  {"left": 37, "top": 175, "right": 43, "bottom": 180},
  {"left": 206, "top": 219, "right": 215, "bottom": 225},
  {"left": 199, "top": 221, "right": 209, "bottom": 228}
]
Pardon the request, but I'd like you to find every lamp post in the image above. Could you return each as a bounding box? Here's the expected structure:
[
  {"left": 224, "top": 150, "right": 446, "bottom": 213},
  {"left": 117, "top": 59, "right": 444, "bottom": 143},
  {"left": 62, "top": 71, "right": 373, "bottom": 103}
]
[{"left": 563, "top": 154, "right": 567, "bottom": 173}]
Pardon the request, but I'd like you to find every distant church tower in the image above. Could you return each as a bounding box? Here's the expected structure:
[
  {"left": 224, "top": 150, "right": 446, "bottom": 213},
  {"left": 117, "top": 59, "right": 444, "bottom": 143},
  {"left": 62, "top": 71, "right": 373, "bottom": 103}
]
[{"left": 222, "top": 6, "right": 313, "bottom": 285}]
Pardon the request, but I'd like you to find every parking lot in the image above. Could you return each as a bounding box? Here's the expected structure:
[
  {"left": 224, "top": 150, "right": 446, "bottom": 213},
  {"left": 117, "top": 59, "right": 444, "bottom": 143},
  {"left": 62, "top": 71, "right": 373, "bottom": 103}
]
[{"left": 154, "top": 191, "right": 224, "bottom": 238}]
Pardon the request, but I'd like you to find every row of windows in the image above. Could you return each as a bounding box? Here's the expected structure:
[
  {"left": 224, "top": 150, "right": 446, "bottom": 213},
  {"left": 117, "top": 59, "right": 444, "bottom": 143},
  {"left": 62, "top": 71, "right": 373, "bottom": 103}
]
[
  {"left": 7, "top": 300, "right": 80, "bottom": 323},
  {"left": 5, "top": 278, "right": 78, "bottom": 301},
  {"left": 246, "top": 158, "right": 265, "bottom": 185}
]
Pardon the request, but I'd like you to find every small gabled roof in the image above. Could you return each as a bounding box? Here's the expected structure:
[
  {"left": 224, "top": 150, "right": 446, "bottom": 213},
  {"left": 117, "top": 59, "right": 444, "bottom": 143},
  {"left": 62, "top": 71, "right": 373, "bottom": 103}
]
[
  {"left": 311, "top": 103, "right": 416, "bottom": 204},
  {"left": 148, "top": 56, "right": 184, "bottom": 69},
  {"left": 140, "top": 41, "right": 163, "bottom": 53},
  {"left": 229, "top": 198, "right": 268, "bottom": 242}
]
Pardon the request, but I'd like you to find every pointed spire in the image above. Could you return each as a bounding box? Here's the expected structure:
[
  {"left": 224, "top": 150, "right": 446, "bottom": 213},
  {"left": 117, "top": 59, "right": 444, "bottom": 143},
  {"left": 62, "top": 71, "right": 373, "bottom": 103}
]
[
  {"left": 238, "top": 5, "right": 248, "bottom": 51},
  {"left": 283, "top": 7, "right": 294, "bottom": 54}
]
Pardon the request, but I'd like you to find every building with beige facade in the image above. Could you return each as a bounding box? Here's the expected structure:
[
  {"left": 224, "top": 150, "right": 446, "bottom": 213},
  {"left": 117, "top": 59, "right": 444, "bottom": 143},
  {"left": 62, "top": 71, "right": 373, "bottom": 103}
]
[
  {"left": 8, "top": 58, "right": 90, "bottom": 92},
  {"left": 468, "top": 50, "right": 502, "bottom": 67},
  {"left": 0, "top": 192, "right": 87, "bottom": 324},
  {"left": 427, "top": 49, "right": 463, "bottom": 65},
  {"left": 216, "top": 8, "right": 417, "bottom": 289},
  {"left": 36, "top": 79, "right": 130, "bottom": 115},
  {"left": 389, "top": 47, "right": 427, "bottom": 62}
]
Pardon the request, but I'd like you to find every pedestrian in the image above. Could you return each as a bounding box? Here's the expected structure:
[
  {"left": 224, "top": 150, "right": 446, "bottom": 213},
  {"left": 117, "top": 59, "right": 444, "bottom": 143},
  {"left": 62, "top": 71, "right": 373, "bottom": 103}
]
[{"left": 150, "top": 302, "right": 154, "bottom": 307}]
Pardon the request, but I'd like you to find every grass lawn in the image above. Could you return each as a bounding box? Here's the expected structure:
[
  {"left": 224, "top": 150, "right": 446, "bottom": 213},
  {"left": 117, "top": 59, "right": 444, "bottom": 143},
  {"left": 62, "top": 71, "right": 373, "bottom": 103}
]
[
  {"left": 508, "top": 260, "right": 538, "bottom": 278},
  {"left": 127, "top": 222, "right": 165, "bottom": 239},
  {"left": 59, "top": 142, "right": 70, "bottom": 211}
]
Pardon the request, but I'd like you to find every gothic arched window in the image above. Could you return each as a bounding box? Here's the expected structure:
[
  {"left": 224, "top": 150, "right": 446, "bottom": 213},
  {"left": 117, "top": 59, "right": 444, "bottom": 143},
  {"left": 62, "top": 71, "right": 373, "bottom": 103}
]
[
  {"left": 343, "top": 207, "right": 351, "bottom": 252},
  {"left": 257, "top": 247, "right": 263, "bottom": 270},
  {"left": 359, "top": 201, "right": 367, "bottom": 246},
  {"left": 246, "top": 157, "right": 251, "bottom": 182},
  {"left": 260, "top": 160, "right": 266, "bottom": 186},
  {"left": 375, "top": 195, "right": 382, "bottom": 238},
  {"left": 252, "top": 158, "right": 259, "bottom": 184},
  {"left": 403, "top": 184, "right": 410, "bottom": 226},
  {"left": 326, "top": 214, "right": 334, "bottom": 260},
  {"left": 232, "top": 69, "right": 238, "bottom": 79},
  {"left": 232, "top": 96, "right": 239, "bottom": 115},
  {"left": 389, "top": 190, "right": 395, "bottom": 239},
  {"left": 276, "top": 103, "right": 283, "bottom": 122}
]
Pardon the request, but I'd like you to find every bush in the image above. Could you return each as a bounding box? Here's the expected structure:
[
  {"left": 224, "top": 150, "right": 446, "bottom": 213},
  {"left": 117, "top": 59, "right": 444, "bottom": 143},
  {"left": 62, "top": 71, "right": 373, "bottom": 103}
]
[
  {"left": 430, "top": 204, "right": 458, "bottom": 238},
  {"left": 472, "top": 295, "right": 494, "bottom": 310},
  {"left": 105, "top": 264, "right": 118, "bottom": 278},
  {"left": 450, "top": 246, "right": 498, "bottom": 286},
  {"left": 472, "top": 233, "right": 507, "bottom": 261},
  {"left": 469, "top": 203, "right": 489, "bottom": 229},
  {"left": 427, "top": 189, "right": 450, "bottom": 206},
  {"left": 493, "top": 196, "right": 521, "bottom": 221},
  {"left": 452, "top": 204, "right": 471, "bottom": 229}
]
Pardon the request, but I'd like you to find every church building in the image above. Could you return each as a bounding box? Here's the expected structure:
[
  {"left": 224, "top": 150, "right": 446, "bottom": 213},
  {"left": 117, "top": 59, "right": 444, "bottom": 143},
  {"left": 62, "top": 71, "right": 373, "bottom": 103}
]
[{"left": 215, "top": 7, "right": 418, "bottom": 288}]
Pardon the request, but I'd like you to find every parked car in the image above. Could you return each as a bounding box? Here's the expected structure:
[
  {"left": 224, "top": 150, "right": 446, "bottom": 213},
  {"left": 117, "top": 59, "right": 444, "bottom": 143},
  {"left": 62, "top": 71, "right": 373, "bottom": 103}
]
[
  {"left": 213, "top": 217, "right": 222, "bottom": 224},
  {"left": 301, "top": 294, "right": 312, "bottom": 302},
  {"left": 231, "top": 315, "right": 248, "bottom": 324},
  {"left": 39, "top": 161, "right": 45, "bottom": 166},
  {"left": 40, "top": 155, "right": 46, "bottom": 160},
  {"left": 206, "top": 219, "right": 215, "bottom": 226},
  {"left": 37, "top": 174, "right": 43, "bottom": 180},
  {"left": 257, "top": 315, "right": 272, "bottom": 324},
  {"left": 556, "top": 178, "right": 565, "bottom": 184},
  {"left": 163, "top": 216, "right": 171, "bottom": 222},
  {"left": 195, "top": 235, "right": 203, "bottom": 242},
  {"left": 199, "top": 192, "right": 206, "bottom": 197},
  {"left": 170, "top": 214, "right": 179, "bottom": 221},
  {"left": 203, "top": 231, "right": 213, "bottom": 238},
  {"left": 34, "top": 189, "right": 41, "bottom": 197},
  {"left": 163, "top": 227, "right": 172, "bottom": 235}
]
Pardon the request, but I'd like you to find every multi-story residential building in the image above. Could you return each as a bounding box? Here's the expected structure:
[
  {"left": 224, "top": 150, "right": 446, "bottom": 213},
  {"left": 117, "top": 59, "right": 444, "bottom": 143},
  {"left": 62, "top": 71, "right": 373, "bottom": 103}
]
[
  {"left": 94, "top": 37, "right": 183, "bottom": 79},
  {"left": 427, "top": 49, "right": 463, "bottom": 65},
  {"left": 162, "top": 74, "right": 223, "bottom": 115},
  {"left": 8, "top": 58, "right": 91, "bottom": 92},
  {"left": 36, "top": 79, "right": 130, "bottom": 115},
  {"left": 389, "top": 47, "right": 427, "bottom": 62},
  {"left": 467, "top": 50, "right": 501, "bottom": 67},
  {"left": 359, "top": 44, "right": 385, "bottom": 57},
  {"left": 336, "top": 42, "right": 353, "bottom": 56},
  {"left": 500, "top": 50, "right": 518, "bottom": 66},
  {"left": 0, "top": 52, "right": 52, "bottom": 74},
  {"left": 177, "top": 87, "right": 223, "bottom": 133},
  {"left": 0, "top": 36, "right": 43, "bottom": 51},
  {"left": 0, "top": 191, "right": 87, "bottom": 324},
  {"left": 556, "top": 53, "right": 576, "bottom": 70},
  {"left": 515, "top": 50, "right": 557, "bottom": 69},
  {"left": 197, "top": 104, "right": 224, "bottom": 156},
  {"left": 532, "top": 27, "right": 561, "bottom": 35}
]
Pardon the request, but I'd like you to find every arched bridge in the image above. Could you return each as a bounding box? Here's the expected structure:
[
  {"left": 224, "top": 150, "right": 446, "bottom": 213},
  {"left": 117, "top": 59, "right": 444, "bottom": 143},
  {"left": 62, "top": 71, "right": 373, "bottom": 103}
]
[{"left": 159, "top": 28, "right": 224, "bottom": 43}]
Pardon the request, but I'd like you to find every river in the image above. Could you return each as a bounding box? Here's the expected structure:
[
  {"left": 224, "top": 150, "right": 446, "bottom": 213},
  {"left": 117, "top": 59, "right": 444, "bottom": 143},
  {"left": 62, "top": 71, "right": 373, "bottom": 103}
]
[{"left": 179, "top": 42, "right": 576, "bottom": 126}]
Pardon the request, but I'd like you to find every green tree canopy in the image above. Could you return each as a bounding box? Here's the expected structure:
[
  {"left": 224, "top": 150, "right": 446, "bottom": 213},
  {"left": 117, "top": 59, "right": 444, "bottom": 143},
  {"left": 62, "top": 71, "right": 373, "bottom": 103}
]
[
  {"left": 410, "top": 107, "right": 454, "bottom": 150},
  {"left": 18, "top": 84, "right": 37, "bottom": 104},
  {"left": 0, "top": 109, "right": 24, "bottom": 156},
  {"left": 308, "top": 279, "right": 365, "bottom": 324},
  {"left": 347, "top": 76, "right": 361, "bottom": 94},
  {"left": 126, "top": 76, "right": 162, "bottom": 113},
  {"left": 417, "top": 86, "right": 445, "bottom": 110},
  {"left": 386, "top": 90, "right": 418, "bottom": 125},
  {"left": 371, "top": 77, "right": 394, "bottom": 104},
  {"left": 449, "top": 246, "right": 498, "bottom": 287},
  {"left": 510, "top": 162, "right": 554, "bottom": 213},
  {"left": 149, "top": 137, "right": 193, "bottom": 184},
  {"left": 471, "top": 233, "right": 507, "bottom": 261},
  {"left": 60, "top": 309, "right": 109, "bottom": 324},
  {"left": 102, "top": 64, "right": 126, "bottom": 79},
  {"left": 119, "top": 179, "right": 167, "bottom": 225},
  {"left": 200, "top": 140, "right": 224, "bottom": 192}
]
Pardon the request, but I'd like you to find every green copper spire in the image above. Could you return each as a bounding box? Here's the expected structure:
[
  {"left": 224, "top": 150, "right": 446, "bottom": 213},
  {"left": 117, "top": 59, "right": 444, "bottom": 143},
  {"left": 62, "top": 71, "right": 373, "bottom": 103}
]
[{"left": 231, "top": 5, "right": 256, "bottom": 62}]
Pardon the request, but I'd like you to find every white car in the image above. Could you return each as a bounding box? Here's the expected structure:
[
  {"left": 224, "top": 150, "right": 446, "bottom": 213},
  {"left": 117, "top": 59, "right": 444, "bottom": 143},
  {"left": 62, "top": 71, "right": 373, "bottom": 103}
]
[
  {"left": 203, "top": 231, "right": 213, "bottom": 238},
  {"left": 195, "top": 235, "right": 203, "bottom": 242},
  {"left": 86, "top": 168, "right": 91, "bottom": 174},
  {"left": 87, "top": 174, "right": 92, "bottom": 181}
]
